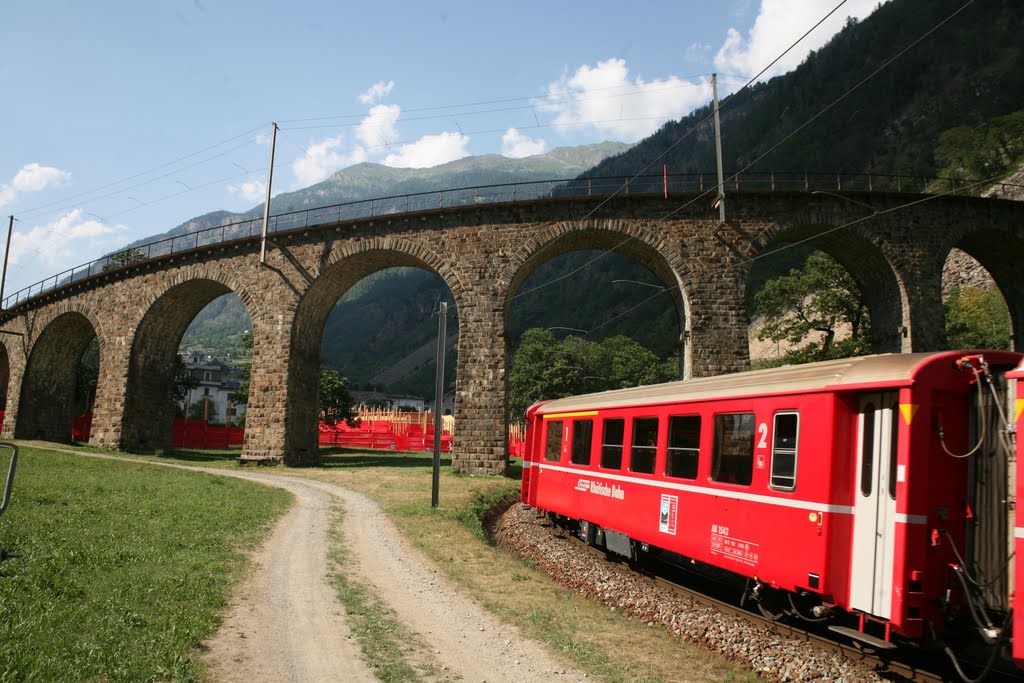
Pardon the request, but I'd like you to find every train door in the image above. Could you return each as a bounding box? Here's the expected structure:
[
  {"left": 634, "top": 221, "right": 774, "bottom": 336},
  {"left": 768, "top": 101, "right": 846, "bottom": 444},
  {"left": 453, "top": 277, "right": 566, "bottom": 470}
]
[{"left": 850, "top": 392, "right": 899, "bottom": 620}]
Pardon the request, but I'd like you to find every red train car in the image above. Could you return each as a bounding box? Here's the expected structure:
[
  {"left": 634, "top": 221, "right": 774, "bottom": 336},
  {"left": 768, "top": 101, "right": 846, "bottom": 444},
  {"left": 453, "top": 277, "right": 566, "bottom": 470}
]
[
  {"left": 1008, "top": 358, "right": 1024, "bottom": 670},
  {"left": 521, "top": 350, "right": 1020, "bottom": 671}
]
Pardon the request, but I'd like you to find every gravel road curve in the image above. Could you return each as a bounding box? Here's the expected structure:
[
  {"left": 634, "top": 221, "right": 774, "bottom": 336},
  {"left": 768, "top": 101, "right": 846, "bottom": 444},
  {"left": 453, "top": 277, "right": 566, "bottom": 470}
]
[{"left": 44, "top": 449, "right": 585, "bottom": 683}]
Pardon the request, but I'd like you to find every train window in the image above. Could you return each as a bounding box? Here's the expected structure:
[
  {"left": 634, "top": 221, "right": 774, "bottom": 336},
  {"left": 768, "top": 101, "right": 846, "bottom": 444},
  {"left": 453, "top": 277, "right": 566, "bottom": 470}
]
[
  {"left": 711, "top": 413, "right": 754, "bottom": 486},
  {"left": 545, "top": 420, "right": 563, "bottom": 462},
  {"left": 770, "top": 412, "right": 799, "bottom": 490},
  {"left": 860, "top": 405, "right": 874, "bottom": 497},
  {"left": 888, "top": 403, "right": 898, "bottom": 500},
  {"left": 571, "top": 419, "right": 594, "bottom": 466},
  {"left": 601, "top": 418, "right": 625, "bottom": 469},
  {"left": 630, "top": 417, "right": 659, "bottom": 474},
  {"left": 666, "top": 415, "right": 700, "bottom": 479}
]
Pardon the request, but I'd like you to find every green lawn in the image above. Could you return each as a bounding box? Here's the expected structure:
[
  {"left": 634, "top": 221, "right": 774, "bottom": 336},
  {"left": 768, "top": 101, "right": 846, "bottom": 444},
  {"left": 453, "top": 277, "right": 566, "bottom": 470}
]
[
  {"left": 0, "top": 447, "right": 292, "bottom": 682},
  {"left": 2, "top": 445, "right": 756, "bottom": 683}
]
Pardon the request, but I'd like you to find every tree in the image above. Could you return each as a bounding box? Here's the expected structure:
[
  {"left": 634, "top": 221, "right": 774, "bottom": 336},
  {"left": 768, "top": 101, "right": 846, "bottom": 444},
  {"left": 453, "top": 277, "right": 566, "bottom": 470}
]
[
  {"left": 102, "top": 248, "right": 146, "bottom": 271},
  {"left": 507, "top": 328, "right": 676, "bottom": 421},
  {"left": 229, "top": 330, "right": 253, "bottom": 407},
  {"left": 174, "top": 356, "right": 199, "bottom": 405},
  {"left": 188, "top": 398, "right": 217, "bottom": 423},
  {"left": 754, "top": 252, "right": 871, "bottom": 364},
  {"left": 944, "top": 287, "right": 1011, "bottom": 350},
  {"left": 319, "top": 369, "right": 358, "bottom": 427},
  {"left": 75, "top": 337, "right": 100, "bottom": 414}
]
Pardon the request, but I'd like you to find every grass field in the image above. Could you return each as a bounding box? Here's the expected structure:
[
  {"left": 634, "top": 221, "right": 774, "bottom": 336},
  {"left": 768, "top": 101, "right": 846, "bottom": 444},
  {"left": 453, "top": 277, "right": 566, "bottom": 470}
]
[
  {"left": 2, "top": 445, "right": 757, "bottom": 682},
  {"left": 0, "top": 447, "right": 292, "bottom": 682}
]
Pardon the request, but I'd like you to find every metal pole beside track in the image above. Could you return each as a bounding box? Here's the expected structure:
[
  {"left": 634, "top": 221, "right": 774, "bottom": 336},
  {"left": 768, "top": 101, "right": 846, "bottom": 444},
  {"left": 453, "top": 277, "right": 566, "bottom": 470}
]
[{"left": 431, "top": 301, "right": 448, "bottom": 508}]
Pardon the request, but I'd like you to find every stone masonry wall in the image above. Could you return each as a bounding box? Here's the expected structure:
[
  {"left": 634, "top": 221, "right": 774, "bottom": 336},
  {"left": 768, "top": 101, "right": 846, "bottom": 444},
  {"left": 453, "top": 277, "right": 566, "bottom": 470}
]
[{"left": 0, "top": 193, "right": 1020, "bottom": 473}]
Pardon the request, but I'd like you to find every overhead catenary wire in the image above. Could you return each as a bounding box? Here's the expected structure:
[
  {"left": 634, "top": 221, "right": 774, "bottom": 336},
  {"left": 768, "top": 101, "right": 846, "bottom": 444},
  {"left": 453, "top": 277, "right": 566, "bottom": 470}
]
[
  {"left": 512, "top": 0, "right": 977, "bottom": 305},
  {"left": 276, "top": 77, "right": 722, "bottom": 127},
  {"left": 578, "top": 168, "right": 1017, "bottom": 339},
  {"left": 508, "top": 0, "right": 856, "bottom": 301},
  {"left": 2, "top": 1, "right": 849, "bottom": 276},
  {"left": 15, "top": 124, "right": 269, "bottom": 221},
  {"left": 2, "top": 0, "right": 987, "bottom": 322}
]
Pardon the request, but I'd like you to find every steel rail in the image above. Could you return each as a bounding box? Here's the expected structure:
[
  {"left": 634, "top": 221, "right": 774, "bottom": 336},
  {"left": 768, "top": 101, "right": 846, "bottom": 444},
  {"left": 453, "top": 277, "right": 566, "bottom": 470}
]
[{"left": 548, "top": 522, "right": 947, "bottom": 682}]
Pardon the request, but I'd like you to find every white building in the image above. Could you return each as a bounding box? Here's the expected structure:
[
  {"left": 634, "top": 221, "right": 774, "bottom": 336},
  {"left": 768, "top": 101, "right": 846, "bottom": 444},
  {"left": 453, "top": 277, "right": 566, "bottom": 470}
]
[{"left": 179, "top": 355, "right": 245, "bottom": 425}]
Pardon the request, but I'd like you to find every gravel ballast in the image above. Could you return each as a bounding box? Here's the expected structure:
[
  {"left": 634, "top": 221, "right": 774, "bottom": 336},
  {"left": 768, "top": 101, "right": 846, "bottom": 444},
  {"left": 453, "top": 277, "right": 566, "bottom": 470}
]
[{"left": 493, "top": 504, "right": 887, "bottom": 682}]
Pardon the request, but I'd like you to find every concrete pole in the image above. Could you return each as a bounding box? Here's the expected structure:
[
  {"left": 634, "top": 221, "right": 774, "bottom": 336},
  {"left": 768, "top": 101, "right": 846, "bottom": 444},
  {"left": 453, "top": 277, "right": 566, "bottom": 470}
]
[
  {"left": 259, "top": 123, "right": 278, "bottom": 264},
  {"left": 0, "top": 216, "right": 13, "bottom": 309},
  {"left": 712, "top": 74, "right": 726, "bottom": 225}
]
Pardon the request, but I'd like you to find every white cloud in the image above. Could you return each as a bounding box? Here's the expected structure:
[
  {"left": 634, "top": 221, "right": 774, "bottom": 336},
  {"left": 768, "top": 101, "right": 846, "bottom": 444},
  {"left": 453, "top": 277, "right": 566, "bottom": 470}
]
[
  {"left": 538, "top": 58, "right": 711, "bottom": 142},
  {"left": 228, "top": 179, "right": 267, "bottom": 204},
  {"left": 383, "top": 132, "right": 470, "bottom": 168},
  {"left": 685, "top": 41, "right": 712, "bottom": 65},
  {"left": 0, "top": 162, "right": 72, "bottom": 210},
  {"left": 359, "top": 80, "right": 395, "bottom": 105},
  {"left": 291, "top": 134, "right": 367, "bottom": 185},
  {"left": 9, "top": 209, "right": 125, "bottom": 276},
  {"left": 355, "top": 103, "right": 401, "bottom": 150},
  {"left": 502, "top": 128, "right": 547, "bottom": 158},
  {"left": 715, "top": 0, "right": 887, "bottom": 82},
  {"left": 13, "top": 163, "right": 71, "bottom": 191}
]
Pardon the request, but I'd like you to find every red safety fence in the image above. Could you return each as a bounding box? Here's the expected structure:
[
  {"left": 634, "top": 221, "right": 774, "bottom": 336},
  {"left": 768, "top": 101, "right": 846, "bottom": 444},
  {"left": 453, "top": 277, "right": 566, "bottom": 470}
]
[
  {"left": 171, "top": 419, "right": 245, "bottom": 449},
  {"left": 318, "top": 419, "right": 454, "bottom": 452},
  {"left": 72, "top": 412, "right": 93, "bottom": 442},
  {"left": 54, "top": 412, "right": 472, "bottom": 455},
  {"left": 508, "top": 423, "right": 526, "bottom": 458}
]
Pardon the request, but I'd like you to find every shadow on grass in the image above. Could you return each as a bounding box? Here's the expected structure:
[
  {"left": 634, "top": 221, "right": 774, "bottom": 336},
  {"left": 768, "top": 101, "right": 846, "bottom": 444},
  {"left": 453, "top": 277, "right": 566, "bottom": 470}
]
[
  {"left": 126, "top": 445, "right": 522, "bottom": 478},
  {"left": 156, "top": 449, "right": 240, "bottom": 464},
  {"left": 314, "top": 448, "right": 452, "bottom": 469}
]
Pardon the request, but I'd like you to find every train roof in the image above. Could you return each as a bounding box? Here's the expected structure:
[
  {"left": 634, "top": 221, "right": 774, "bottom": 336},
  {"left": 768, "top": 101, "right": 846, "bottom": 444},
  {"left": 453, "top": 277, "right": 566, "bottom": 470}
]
[{"left": 533, "top": 350, "right": 1023, "bottom": 414}]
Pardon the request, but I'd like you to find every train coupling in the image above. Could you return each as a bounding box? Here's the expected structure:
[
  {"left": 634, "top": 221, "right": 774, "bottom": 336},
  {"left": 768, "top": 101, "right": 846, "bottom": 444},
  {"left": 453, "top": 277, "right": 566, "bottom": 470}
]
[{"left": 979, "top": 625, "right": 1002, "bottom": 646}]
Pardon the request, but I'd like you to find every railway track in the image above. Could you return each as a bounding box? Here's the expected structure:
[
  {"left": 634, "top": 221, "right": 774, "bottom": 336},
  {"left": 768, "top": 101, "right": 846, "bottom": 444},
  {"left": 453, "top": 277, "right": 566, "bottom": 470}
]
[
  {"left": 543, "top": 518, "right": 1005, "bottom": 683},
  {"left": 630, "top": 557, "right": 944, "bottom": 683},
  {"left": 559, "top": 540, "right": 938, "bottom": 682}
]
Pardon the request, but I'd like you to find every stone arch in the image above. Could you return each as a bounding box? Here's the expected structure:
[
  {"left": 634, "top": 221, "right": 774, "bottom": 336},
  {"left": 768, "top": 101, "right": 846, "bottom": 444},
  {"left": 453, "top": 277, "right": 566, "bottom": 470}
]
[
  {"left": 121, "top": 274, "right": 259, "bottom": 451},
  {"left": 945, "top": 229, "right": 1024, "bottom": 350},
  {"left": 285, "top": 239, "right": 463, "bottom": 462},
  {"left": 16, "top": 309, "right": 101, "bottom": 441},
  {"left": 754, "top": 221, "right": 905, "bottom": 354},
  {"left": 502, "top": 219, "right": 689, "bottom": 370}
]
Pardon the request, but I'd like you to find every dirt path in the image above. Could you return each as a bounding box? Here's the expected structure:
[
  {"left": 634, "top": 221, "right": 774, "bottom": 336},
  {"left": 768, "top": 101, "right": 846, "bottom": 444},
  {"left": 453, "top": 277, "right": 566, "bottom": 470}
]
[
  {"left": 199, "top": 474, "right": 373, "bottom": 682},
  {"left": 201, "top": 470, "right": 585, "bottom": 682},
  {"left": 42, "top": 448, "right": 585, "bottom": 682}
]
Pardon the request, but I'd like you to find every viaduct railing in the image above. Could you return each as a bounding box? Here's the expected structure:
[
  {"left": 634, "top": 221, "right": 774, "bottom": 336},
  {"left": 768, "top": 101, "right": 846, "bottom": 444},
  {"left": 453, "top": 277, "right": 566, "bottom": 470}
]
[{"left": 2, "top": 171, "right": 1012, "bottom": 310}]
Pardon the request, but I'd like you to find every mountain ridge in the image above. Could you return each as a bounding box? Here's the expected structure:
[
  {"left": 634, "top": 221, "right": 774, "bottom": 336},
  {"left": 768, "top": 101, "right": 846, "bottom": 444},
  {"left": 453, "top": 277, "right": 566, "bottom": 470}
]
[{"left": 127, "top": 141, "right": 630, "bottom": 251}]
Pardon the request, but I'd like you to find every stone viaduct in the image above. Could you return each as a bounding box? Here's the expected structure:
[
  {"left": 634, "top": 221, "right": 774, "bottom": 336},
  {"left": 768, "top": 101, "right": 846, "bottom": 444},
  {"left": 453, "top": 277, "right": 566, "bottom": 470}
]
[{"left": 0, "top": 189, "right": 1021, "bottom": 474}]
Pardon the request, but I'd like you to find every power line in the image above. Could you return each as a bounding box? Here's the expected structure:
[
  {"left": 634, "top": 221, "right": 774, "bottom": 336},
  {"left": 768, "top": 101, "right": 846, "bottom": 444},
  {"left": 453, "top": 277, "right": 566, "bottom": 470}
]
[
  {"left": 509, "top": 0, "right": 855, "bottom": 302},
  {"left": 511, "top": 0, "right": 978, "bottom": 305},
  {"left": 583, "top": 168, "right": 1015, "bottom": 340},
  {"left": 16, "top": 124, "right": 268, "bottom": 220},
  {"left": 276, "top": 77, "right": 720, "bottom": 126}
]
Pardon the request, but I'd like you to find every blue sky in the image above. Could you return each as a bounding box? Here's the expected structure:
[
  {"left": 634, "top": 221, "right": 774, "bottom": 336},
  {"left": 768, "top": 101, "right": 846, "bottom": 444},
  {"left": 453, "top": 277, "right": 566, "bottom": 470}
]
[{"left": 0, "top": 0, "right": 884, "bottom": 297}]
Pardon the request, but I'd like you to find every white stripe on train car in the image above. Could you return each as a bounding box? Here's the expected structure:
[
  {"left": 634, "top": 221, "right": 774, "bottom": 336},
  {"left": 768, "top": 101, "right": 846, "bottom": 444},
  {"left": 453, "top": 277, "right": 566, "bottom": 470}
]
[
  {"left": 894, "top": 513, "right": 927, "bottom": 525},
  {"left": 522, "top": 460, "right": 534, "bottom": 468},
  {"left": 536, "top": 462, "right": 855, "bottom": 515},
  {"left": 1016, "top": 527, "right": 1024, "bottom": 539}
]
